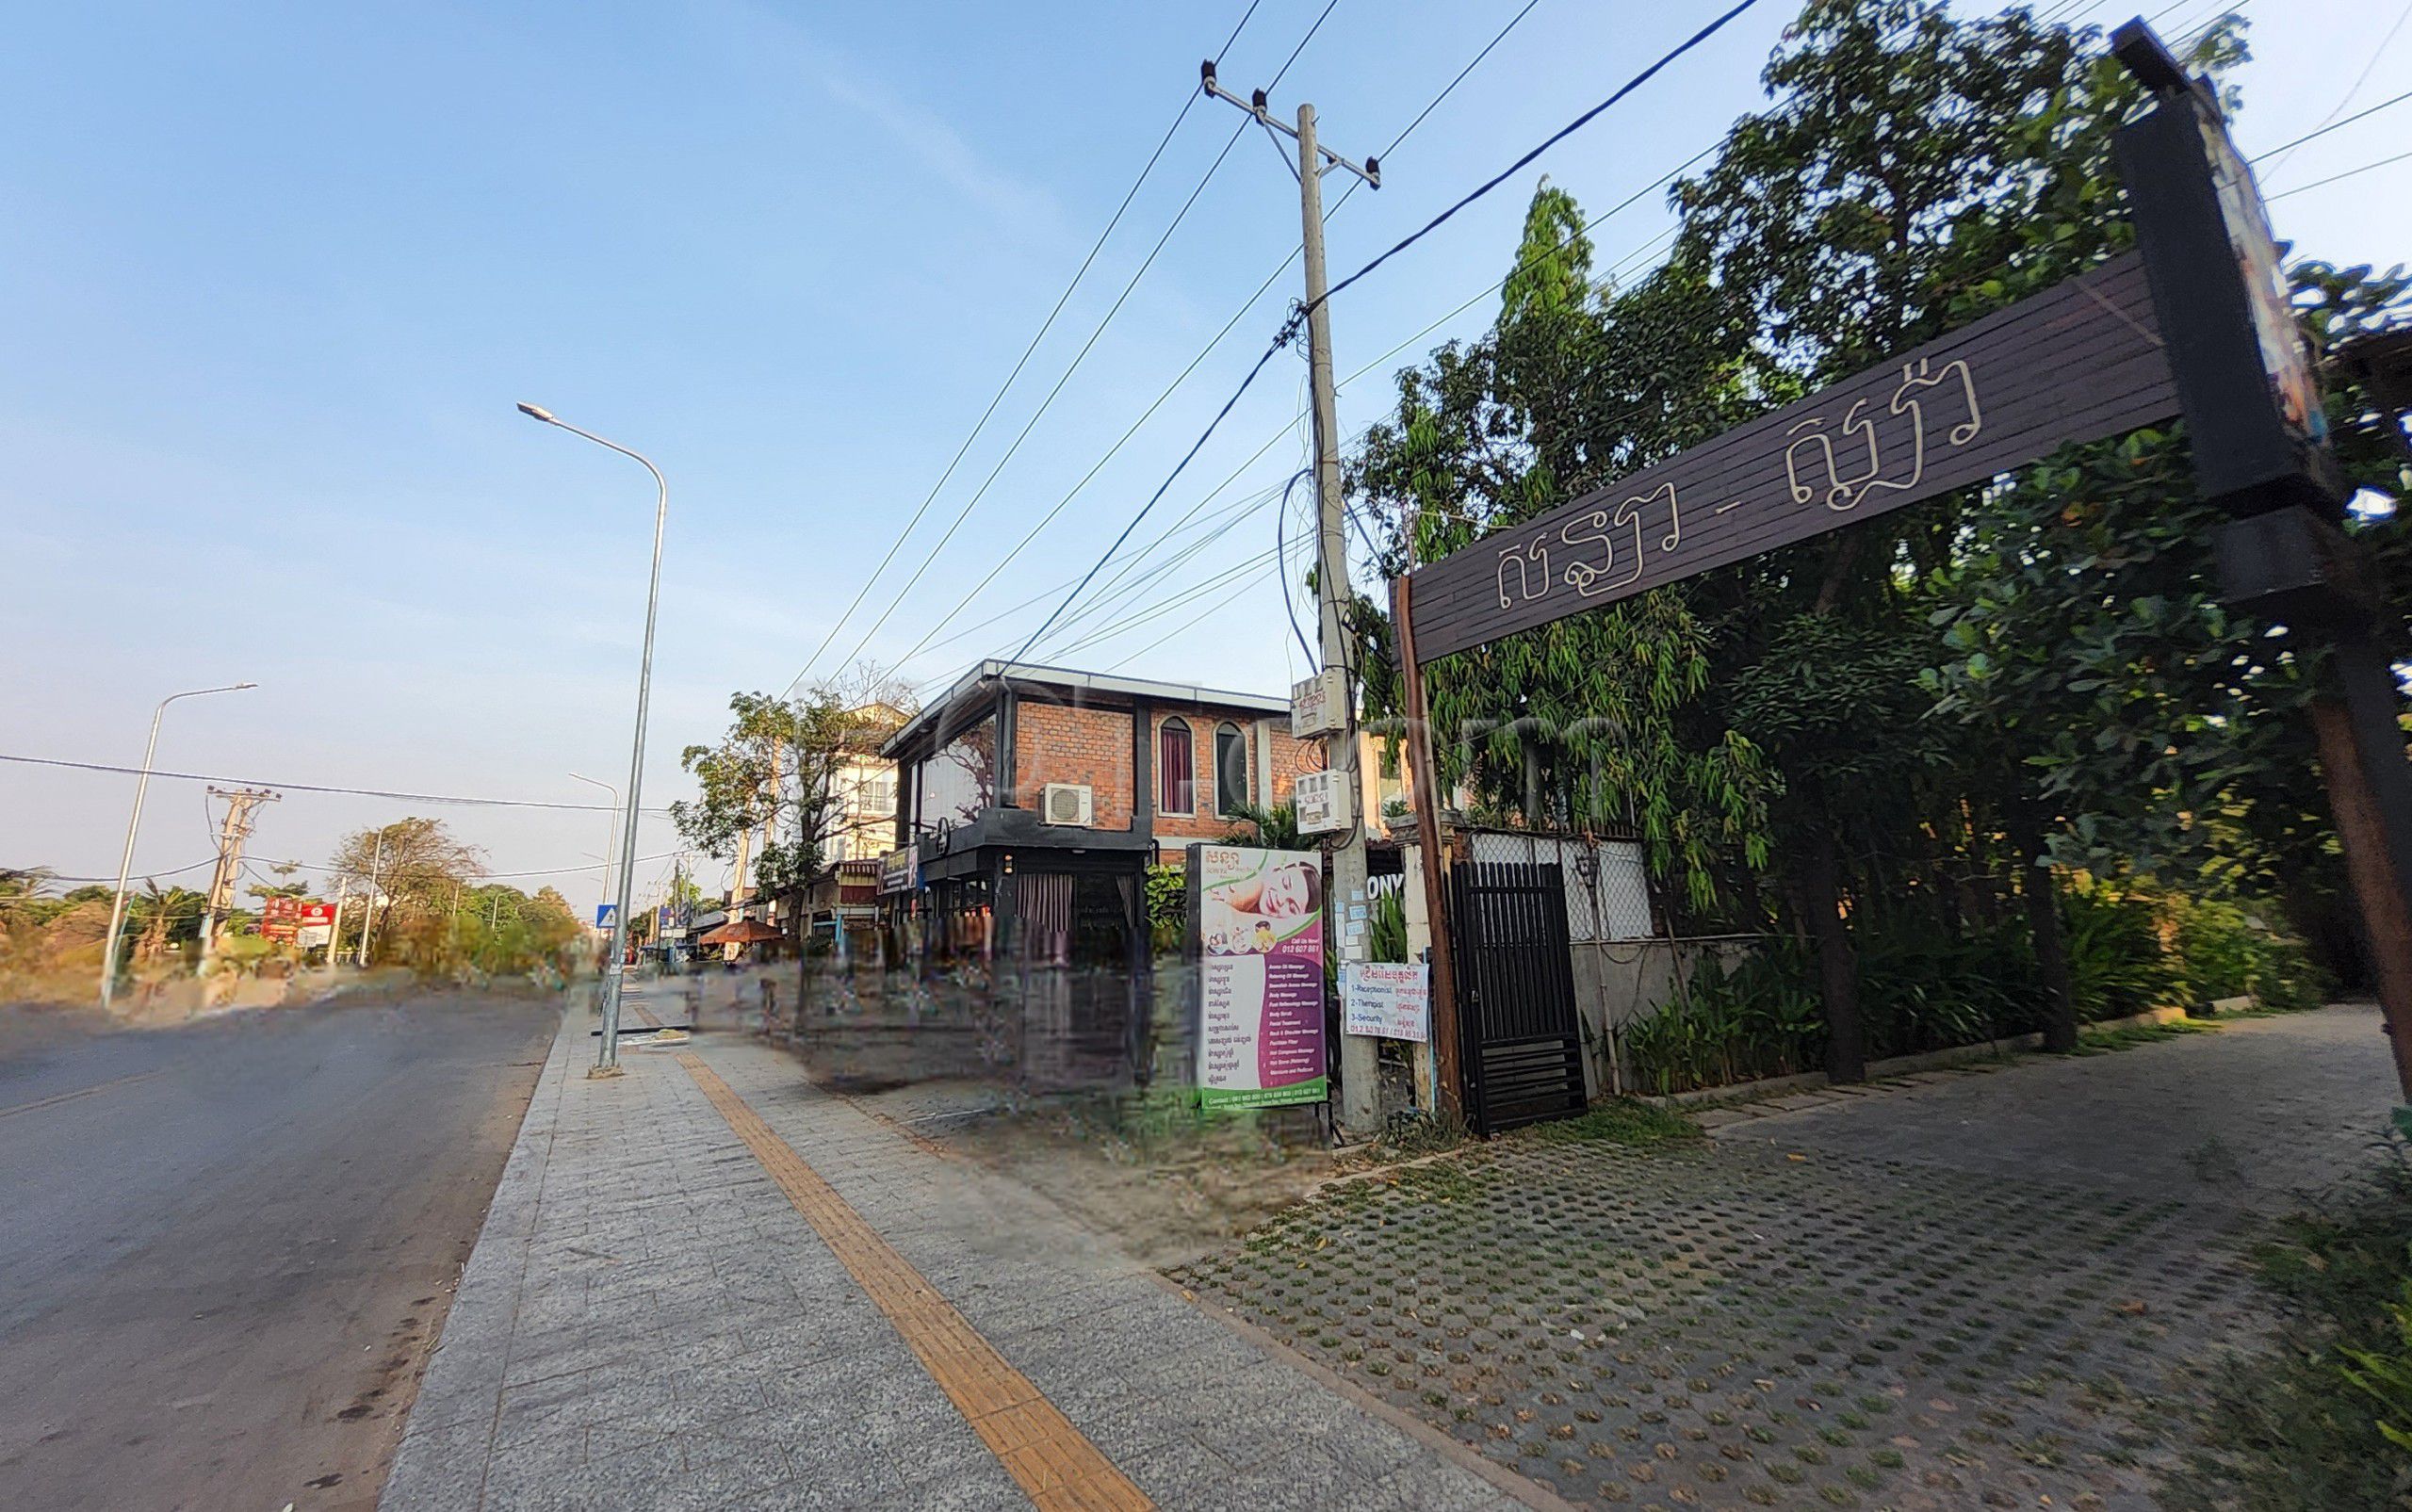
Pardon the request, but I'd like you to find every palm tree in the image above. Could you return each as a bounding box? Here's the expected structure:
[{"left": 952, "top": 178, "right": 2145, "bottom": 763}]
[{"left": 1220, "top": 801, "right": 1303, "bottom": 850}]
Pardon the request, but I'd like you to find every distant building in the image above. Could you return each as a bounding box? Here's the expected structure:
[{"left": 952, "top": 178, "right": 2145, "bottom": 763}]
[{"left": 803, "top": 701, "right": 909, "bottom": 951}]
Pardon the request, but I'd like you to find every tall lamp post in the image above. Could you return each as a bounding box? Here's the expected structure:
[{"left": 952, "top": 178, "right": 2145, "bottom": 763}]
[
  {"left": 99, "top": 682, "right": 256, "bottom": 1012},
  {"left": 568, "top": 772, "right": 622, "bottom": 934},
  {"left": 519, "top": 402, "right": 665, "bottom": 1077}
]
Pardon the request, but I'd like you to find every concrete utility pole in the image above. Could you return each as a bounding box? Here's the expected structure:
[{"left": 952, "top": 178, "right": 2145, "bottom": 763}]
[
  {"left": 98, "top": 682, "right": 255, "bottom": 1012},
  {"left": 357, "top": 829, "right": 386, "bottom": 967},
  {"left": 198, "top": 787, "right": 278, "bottom": 971},
  {"left": 1202, "top": 64, "right": 1385, "bottom": 1139}
]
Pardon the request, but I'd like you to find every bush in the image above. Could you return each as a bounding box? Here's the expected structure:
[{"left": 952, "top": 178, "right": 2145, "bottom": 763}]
[
  {"left": 1145, "top": 864, "right": 1186, "bottom": 957},
  {"left": 1623, "top": 943, "right": 1823, "bottom": 1095},
  {"left": 2167, "top": 893, "right": 2328, "bottom": 1013},
  {"left": 2061, "top": 882, "right": 2177, "bottom": 1023},
  {"left": 1855, "top": 913, "right": 2039, "bottom": 1057}
]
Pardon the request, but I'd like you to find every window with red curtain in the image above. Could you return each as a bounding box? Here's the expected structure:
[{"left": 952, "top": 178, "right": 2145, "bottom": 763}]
[{"left": 1159, "top": 717, "right": 1195, "bottom": 814}]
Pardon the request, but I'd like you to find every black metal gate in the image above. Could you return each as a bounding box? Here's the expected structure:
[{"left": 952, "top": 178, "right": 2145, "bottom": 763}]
[{"left": 1447, "top": 860, "right": 1587, "bottom": 1135}]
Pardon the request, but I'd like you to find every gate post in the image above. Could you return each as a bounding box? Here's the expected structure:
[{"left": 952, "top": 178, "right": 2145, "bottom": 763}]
[
  {"left": 1393, "top": 573, "right": 1463, "bottom": 1120},
  {"left": 2116, "top": 20, "right": 2412, "bottom": 1098}
]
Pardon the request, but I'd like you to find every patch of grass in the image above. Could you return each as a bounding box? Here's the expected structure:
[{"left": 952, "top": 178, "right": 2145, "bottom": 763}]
[
  {"left": 2063, "top": 1018, "right": 2216, "bottom": 1056},
  {"left": 1522, "top": 1097, "right": 1702, "bottom": 1147},
  {"left": 2157, "top": 1139, "right": 2412, "bottom": 1511}
]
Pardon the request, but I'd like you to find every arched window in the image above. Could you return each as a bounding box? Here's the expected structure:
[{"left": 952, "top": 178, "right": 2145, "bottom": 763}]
[
  {"left": 1214, "top": 722, "right": 1249, "bottom": 817},
  {"left": 1158, "top": 717, "right": 1195, "bottom": 815}
]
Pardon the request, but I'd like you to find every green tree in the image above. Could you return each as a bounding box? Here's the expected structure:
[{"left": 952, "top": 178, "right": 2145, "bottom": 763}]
[
  {"left": 672, "top": 670, "right": 916, "bottom": 946},
  {"left": 329, "top": 818, "right": 484, "bottom": 967},
  {"left": 1350, "top": 185, "right": 1777, "bottom": 916}
]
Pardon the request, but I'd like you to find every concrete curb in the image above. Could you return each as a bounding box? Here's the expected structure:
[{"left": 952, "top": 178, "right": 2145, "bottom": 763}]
[
  {"left": 1642, "top": 1004, "right": 2223, "bottom": 1115},
  {"left": 1642, "top": 1032, "right": 2044, "bottom": 1109}
]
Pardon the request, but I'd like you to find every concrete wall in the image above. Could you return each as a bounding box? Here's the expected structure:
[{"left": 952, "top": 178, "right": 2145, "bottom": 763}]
[{"left": 1568, "top": 936, "right": 1759, "bottom": 1098}]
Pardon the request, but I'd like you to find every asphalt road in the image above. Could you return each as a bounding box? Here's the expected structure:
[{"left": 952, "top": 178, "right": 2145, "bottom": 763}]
[{"left": 0, "top": 991, "right": 560, "bottom": 1512}]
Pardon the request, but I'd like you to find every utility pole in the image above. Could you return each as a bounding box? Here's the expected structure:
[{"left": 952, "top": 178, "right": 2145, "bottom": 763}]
[
  {"left": 198, "top": 787, "right": 278, "bottom": 972},
  {"left": 1202, "top": 63, "right": 1384, "bottom": 1139},
  {"left": 97, "top": 681, "right": 255, "bottom": 1012},
  {"left": 357, "top": 828, "right": 387, "bottom": 967}
]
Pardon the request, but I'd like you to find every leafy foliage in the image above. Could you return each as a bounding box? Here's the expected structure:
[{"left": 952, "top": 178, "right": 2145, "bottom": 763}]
[
  {"left": 1145, "top": 863, "right": 1186, "bottom": 956},
  {"left": 1346, "top": 0, "right": 2390, "bottom": 1085},
  {"left": 1220, "top": 801, "right": 1303, "bottom": 851},
  {"left": 672, "top": 672, "right": 914, "bottom": 939}
]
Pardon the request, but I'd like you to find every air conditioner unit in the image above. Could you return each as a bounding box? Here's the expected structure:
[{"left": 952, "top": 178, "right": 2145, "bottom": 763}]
[{"left": 1040, "top": 783, "right": 1094, "bottom": 827}]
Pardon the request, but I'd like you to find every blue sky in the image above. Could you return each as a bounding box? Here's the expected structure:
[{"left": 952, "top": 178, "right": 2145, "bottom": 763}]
[{"left": 4, "top": 0, "right": 2400, "bottom": 907}]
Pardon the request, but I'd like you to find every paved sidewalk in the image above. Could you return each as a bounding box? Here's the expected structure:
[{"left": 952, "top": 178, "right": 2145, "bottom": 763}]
[
  {"left": 1176, "top": 1005, "right": 2406, "bottom": 1511},
  {"left": 379, "top": 993, "right": 1539, "bottom": 1511},
  {"left": 1712, "top": 1003, "right": 2400, "bottom": 1211}
]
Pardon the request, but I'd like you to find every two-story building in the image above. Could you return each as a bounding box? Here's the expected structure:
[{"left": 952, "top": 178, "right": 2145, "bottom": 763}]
[
  {"left": 878, "top": 660, "right": 1311, "bottom": 967},
  {"left": 804, "top": 701, "right": 909, "bottom": 952}
]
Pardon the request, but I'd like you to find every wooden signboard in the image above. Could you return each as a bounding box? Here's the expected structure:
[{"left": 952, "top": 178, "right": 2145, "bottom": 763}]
[{"left": 1397, "top": 252, "right": 2181, "bottom": 663}]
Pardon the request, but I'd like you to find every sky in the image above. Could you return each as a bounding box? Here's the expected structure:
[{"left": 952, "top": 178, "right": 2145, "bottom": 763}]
[{"left": 4, "top": 0, "right": 2404, "bottom": 914}]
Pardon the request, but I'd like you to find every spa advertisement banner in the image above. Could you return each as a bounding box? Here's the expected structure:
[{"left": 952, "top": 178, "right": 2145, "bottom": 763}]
[{"left": 1195, "top": 845, "right": 1327, "bottom": 1110}]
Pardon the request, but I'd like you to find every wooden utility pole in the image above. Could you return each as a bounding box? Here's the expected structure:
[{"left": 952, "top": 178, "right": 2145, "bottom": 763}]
[{"left": 1393, "top": 573, "right": 1462, "bottom": 1120}]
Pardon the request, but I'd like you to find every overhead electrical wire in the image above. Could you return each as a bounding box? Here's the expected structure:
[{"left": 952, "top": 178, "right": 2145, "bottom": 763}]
[
  {"left": 1307, "top": 0, "right": 1760, "bottom": 316},
  {"left": 896, "top": 479, "right": 1285, "bottom": 674},
  {"left": 1107, "top": 548, "right": 1306, "bottom": 674},
  {"left": 888, "top": 0, "right": 1545, "bottom": 675},
  {"left": 807, "top": 0, "right": 1342, "bottom": 687},
  {"left": 2263, "top": 0, "right": 2410, "bottom": 176},
  {"left": 12, "top": 858, "right": 219, "bottom": 887},
  {"left": 259, "top": 851, "right": 687, "bottom": 882},
  {"left": 2251, "top": 87, "right": 2412, "bottom": 162},
  {"left": 930, "top": 0, "right": 2050, "bottom": 680},
  {"left": 2268, "top": 147, "right": 2412, "bottom": 201},
  {"left": 992, "top": 165, "right": 1699, "bottom": 669},
  {"left": 0, "top": 754, "right": 666, "bottom": 814},
  {"left": 1114, "top": 0, "right": 2236, "bottom": 646},
  {"left": 776, "top": 0, "right": 1271, "bottom": 699}
]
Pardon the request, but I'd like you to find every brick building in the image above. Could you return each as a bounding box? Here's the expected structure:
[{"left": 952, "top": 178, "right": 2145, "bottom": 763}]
[{"left": 877, "top": 661, "right": 1308, "bottom": 966}]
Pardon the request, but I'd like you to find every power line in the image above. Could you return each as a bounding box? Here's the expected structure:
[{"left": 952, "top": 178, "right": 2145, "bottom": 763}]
[
  {"left": 2264, "top": 0, "right": 2411, "bottom": 176},
  {"left": 888, "top": 0, "right": 1539, "bottom": 675},
  {"left": 1004, "top": 5, "right": 1761, "bottom": 670},
  {"left": 1003, "top": 321, "right": 1304, "bottom": 668},
  {"left": 992, "top": 165, "right": 1698, "bottom": 670},
  {"left": 261, "top": 851, "right": 687, "bottom": 882},
  {"left": 1107, "top": 534, "right": 1309, "bottom": 674},
  {"left": 793, "top": 1, "right": 1333, "bottom": 692},
  {"left": 1320, "top": 0, "right": 1548, "bottom": 223},
  {"left": 777, "top": 0, "right": 1269, "bottom": 699},
  {"left": 13, "top": 858, "right": 219, "bottom": 887},
  {"left": 2252, "top": 86, "right": 2412, "bottom": 163},
  {"left": 1312, "top": 1, "right": 1760, "bottom": 314},
  {"left": 2268, "top": 147, "right": 2412, "bottom": 202},
  {"left": 0, "top": 754, "right": 669, "bottom": 814}
]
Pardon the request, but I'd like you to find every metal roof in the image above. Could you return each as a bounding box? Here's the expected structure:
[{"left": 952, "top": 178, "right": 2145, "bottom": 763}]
[{"left": 881, "top": 659, "right": 1289, "bottom": 756}]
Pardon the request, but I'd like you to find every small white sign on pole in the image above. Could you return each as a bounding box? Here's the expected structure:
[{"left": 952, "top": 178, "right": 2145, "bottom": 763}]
[
  {"left": 1341, "top": 961, "right": 1430, "bottom": 1042},
  {"left": 1295, "top": 770, "right": 1350, "bottom": 835}
]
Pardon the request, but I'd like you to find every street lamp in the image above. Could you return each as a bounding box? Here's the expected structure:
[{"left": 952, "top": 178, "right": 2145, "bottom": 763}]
[
  {"left": 520, "top": 401, "right": 666, "bottom": 1077},
  {"left": 568, "top": 772, "right": 622, "bottom": 930},
  {"left": 99, "top": 682, "right": 257, "bottom": 1012}
]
